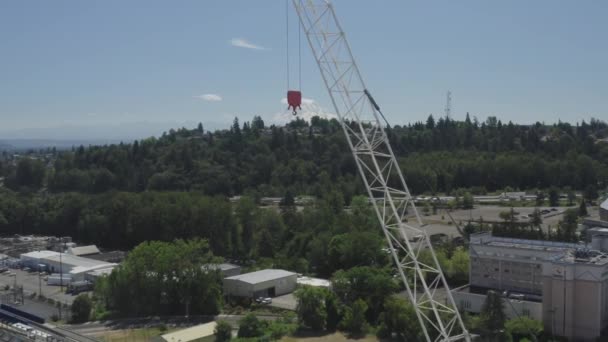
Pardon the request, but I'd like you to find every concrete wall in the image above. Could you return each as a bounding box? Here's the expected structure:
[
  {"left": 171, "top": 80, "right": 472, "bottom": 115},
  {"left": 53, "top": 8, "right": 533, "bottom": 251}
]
[
  {"left": 542, "top": 267, "right": 608, "bottom": 341},
  {"left": 470, "top": 253, "right": 544, "bottom": 295},
  {"left": 223, "top": 278, "right": 252, "bottom": 297},
  {"left": 452, "top": 287, "right": 542, "bottom": 321},
  {"left": 252, "top": 274, "right": 297, "bottom": 297}
]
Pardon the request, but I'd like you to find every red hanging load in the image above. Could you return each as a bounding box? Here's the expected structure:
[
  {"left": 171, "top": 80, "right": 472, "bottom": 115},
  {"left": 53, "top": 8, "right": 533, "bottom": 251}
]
[{"left": 287, "top": 90, "right": 302, "bottom": 115}]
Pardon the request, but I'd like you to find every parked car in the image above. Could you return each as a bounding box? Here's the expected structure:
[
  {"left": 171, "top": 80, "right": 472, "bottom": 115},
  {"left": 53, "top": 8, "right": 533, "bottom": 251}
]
[{"left": 255, "top": 297, "right": 272, "bottom": 305}]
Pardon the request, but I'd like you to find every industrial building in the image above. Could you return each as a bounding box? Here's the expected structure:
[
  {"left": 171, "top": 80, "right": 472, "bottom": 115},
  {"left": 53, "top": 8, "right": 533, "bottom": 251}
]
[
  {"left": 67, "top": 245, "right": 100, "bottom": 257},
  {"left": 453, "top": 232, "right": 608, "bottom": 341},
  {"left": 223, "top": 269, "right": 297, "bottom": 298},
  {"left": 20, "top": 250, "right": 116, "bottom": 282},
  {"left": 204, "top": 263, "right": 241, "bottom": 278}
]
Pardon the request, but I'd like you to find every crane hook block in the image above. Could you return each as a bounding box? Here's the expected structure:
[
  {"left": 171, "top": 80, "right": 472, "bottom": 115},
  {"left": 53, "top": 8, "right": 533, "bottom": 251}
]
[{"left": 287, "top": 90, "right": 302, "bottom": 115}]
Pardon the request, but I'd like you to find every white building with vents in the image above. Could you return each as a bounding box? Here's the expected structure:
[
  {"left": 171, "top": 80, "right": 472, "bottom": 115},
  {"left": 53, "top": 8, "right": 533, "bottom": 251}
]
[{"left": 20, "top": 250, "right": 116, "bottom": 282}]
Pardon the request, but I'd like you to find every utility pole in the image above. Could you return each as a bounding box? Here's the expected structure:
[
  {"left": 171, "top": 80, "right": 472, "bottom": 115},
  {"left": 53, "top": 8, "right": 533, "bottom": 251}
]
[
  {"left": 38, "top": 272, "right": 42, "bottom": 298},
  {"left": 445, "top": 90, "right": 452, "bottom": 119}
]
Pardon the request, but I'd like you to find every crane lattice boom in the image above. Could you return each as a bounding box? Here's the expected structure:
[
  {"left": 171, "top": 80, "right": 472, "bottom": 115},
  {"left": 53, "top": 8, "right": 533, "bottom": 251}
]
[{"left": 292, "top": 1, "right": 471, "bottom": 341}]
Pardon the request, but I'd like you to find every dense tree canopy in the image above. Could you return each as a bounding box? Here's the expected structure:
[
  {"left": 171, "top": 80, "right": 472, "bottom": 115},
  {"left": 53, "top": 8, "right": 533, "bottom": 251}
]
[
  {"left": 3, "top": 116, "right": 605, "bottom": 197},
  {"left": 94, "top": 239, "right": 223, "bottom": 317}
]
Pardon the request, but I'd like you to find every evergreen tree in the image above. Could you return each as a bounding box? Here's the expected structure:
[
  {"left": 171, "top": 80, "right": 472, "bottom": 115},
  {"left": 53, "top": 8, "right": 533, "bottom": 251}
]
[
  {"left": 579, "top": 199, "right": 588, "bottom": 216},
  {"left": 480, "top": 290, "right": 506, "bottom": 333}
]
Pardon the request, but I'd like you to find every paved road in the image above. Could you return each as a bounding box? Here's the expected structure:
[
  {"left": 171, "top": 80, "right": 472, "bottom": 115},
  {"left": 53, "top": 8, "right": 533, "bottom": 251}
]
[{"left": 63, "top": 314, "right": 282, "bottom": 337}]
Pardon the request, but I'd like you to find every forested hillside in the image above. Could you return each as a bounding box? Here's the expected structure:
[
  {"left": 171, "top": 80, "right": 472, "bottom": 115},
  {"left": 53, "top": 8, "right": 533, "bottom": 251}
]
[{"left": 2, "top": 115, "right": 607, "bottom": 199}]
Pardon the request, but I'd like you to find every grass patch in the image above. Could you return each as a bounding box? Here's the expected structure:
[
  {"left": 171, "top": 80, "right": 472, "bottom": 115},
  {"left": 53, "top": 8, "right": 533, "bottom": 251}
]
[
  {"left": 281, "top": 331, "right": 379, "bottom": 341},
  {"left": 99, "top": 327, "right": 176, "bottom": 342}
]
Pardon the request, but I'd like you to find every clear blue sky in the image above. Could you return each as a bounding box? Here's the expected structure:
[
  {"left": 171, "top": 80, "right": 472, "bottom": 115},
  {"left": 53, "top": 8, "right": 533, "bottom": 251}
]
[{"left": 1, "top": 0, "right": 606, "bottom": 138}]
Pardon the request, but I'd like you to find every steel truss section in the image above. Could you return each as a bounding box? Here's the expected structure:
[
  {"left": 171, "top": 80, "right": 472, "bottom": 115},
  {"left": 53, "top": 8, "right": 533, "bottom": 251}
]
[{"left": 292, "top": 1, "right": 471, "bottom": 341}]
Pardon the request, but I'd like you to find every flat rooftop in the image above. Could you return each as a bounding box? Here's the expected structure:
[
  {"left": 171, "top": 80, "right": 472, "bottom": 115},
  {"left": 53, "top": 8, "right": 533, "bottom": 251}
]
[
  {"left": 471, "top": 232, "right": 581, "bottom": 252},
  {"left": 21, "top": 251, "right": 60, "bottom": 259},
  {"left": 45, "top": 253, "right": 112, "bottom": 268},
  {"left": 557, "top": 251, "right": 608, "bottom": 265},
  {"left": 204, "top": 263, "right": 240, "bottom": 271},
  {"left": 225, "top": 269, "right": 296, "bottom": 284}
]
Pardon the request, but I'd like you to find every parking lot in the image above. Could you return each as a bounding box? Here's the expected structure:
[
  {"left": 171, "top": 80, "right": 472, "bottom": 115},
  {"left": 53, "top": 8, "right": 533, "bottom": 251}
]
[
  {"left": 268, "top": 293, "right": 297, "bottom": 311},
  {"left": 0, "top": 269, "right": 81, "bottom": 306},
  {"left": 421, "top": 205, "right": 576, "bottom": 235}
]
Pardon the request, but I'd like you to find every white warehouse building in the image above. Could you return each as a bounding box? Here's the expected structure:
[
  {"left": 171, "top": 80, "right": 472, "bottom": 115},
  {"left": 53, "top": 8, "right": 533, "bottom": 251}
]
[
  {"left": 223, "top": 269, "right": 297, "bottom": 298},
  {"left": 20, "top": 250, "right": 116, "bottom": 282}
]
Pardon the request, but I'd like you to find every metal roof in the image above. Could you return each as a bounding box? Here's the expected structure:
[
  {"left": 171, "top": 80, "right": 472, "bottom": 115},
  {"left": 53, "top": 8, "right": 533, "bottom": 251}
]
[
  {"left": 44, "top": 253, "right": 112, "bottom": 269},
  {"left": 20, "top": 251, "right": 60, "bottom": 259},
  {"left": 225, "top": 269, "right": 296, "bottom": 284},
  {"left": 601, "top": 198, "right": 608, "bottom": 211},
  {"left": 67, "top": 245, "right": 100, "bottom": 256},
  {"left": 204, "top": 263, "right": 240, "bottom": 271}
]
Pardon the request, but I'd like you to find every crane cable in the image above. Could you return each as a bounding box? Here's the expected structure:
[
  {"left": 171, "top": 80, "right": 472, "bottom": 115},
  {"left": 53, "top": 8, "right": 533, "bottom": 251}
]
[
  {"left": 286, "top": 0, "right": 290, "bottom": 90},
  {"left": 286, "top": 0, "right": 302, "bottom": 91}
]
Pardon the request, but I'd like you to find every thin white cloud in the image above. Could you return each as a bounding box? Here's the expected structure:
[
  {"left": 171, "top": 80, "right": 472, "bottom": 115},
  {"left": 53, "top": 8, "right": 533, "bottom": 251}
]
[
  {"left": 274, "top": 97, "right": 337, "bottom": 123},
  {"left": 193, "top": 94, "right": 223, "bottom": 102},
  {"left": 230, "top": 38, "right": 267, "bottom": 50}
]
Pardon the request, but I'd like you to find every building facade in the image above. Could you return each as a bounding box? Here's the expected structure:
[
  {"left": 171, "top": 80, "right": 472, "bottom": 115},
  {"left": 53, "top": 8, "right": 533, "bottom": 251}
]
[
  {"left": 542, "top": 251, "right": 608, "bottom": 341},
  {"left": 223, "top": 269, "right": 297, "bottom": 298},
  {"left": 453, "top": 232, "right": 608, "bottom": 341}
]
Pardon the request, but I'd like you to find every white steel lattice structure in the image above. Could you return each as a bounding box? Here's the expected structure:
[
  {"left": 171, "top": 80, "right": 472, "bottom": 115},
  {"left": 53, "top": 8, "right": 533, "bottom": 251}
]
[{"left": 292, "top": 1, "right": 471, "bottom": 341}]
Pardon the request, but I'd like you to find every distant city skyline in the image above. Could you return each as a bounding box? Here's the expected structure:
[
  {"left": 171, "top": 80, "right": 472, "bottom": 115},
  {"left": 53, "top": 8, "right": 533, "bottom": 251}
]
[{"left": 1, "top": 0, "right": 606, "bottom": 139}]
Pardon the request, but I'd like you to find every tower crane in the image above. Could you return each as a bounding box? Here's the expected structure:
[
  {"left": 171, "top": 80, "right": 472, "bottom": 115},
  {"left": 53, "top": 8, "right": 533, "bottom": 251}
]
[{"left": 290, "top": 1, "right": 471, "bottom": 341}]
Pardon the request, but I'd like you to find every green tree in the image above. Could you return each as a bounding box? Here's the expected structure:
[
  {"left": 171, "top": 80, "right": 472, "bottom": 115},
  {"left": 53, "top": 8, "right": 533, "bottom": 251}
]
[
  {"left": 214, "top": 320, "right": 232, "bottom": 342},
  {"left": 340, "top": 299, "right": 368, "bottom": 335},
  {"left": 325, "top": 291, "right": 341, "bottom": 331},
  {"left": 462, "top": 192, "right": 474, "bottom": 209},
  {"left": 548, "top": 187, "right": 560, "bottom": 207},
  {"left": 332, "top": 266, "right": 397, "bottom": 322},
  {"left": 566, "top": 187, "right": 576, "bottom": 206},
  {"left": 535, "top": 192, "right": 545, "bottom": 206},
  {"left": 295, "top": 286, "right": 327, "bottom": 330},
  {"left": 584, "top": 185, "right": 599, "bottom": 204},
  {"left": 11, "top": 158, "right": 46, "bottom": 190},
  {"left": 504, "top": 316, "right": 543, "bottom": 341},
  {"left": 238, "top": 314, "right": 265, "bottom": 338},
  {"left": 449, "top": 246, "right": 470, "bottom": 285},
  {"left": 529, "top": 208, "right": 542, "bottom": 227},
  {"left": 97, "top": 239, "right": 222, "bottom": 317},
  {"left": 379, "top": 297, "right": 423, "bottom": 341},
  {"left": 480, "top": 290, "right": 506, "bottom": 333},
  {"left": 579, "top": 199, "right": 588, "bottom": 217},
  {"left": 558, "top": 209, "right": 579, "bottom": 242},
  {"left": 71, "top": 294, "right": 92, "bottom": 323}
]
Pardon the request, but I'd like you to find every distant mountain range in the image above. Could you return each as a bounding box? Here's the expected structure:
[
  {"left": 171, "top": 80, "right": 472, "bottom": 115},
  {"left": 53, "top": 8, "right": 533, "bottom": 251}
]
[
  {"left": 0, "top": 142, "right": 15, "bottom": 151},
  {"left": 0, "top": 139, "right": 130, "bottom": 151},
  {"left": 0, "top": 120, "right": 228, "bottom": 150}
]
